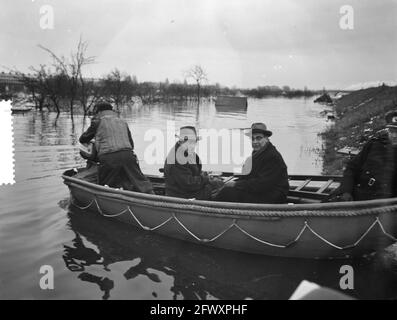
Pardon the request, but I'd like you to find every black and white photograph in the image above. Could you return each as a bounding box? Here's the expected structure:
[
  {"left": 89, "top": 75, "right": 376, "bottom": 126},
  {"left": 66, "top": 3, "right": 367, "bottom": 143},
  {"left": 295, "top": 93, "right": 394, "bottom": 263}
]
[{"left": 1, "top": 0, "right": 397, "bottom": 304}]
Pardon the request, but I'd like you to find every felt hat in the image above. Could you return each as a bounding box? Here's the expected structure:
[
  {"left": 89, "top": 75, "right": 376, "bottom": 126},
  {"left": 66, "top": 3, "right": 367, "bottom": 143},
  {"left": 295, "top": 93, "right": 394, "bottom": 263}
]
[
  {"left": 93, "top": 102, "right": 113, "bottom": 114},
  {"left": 245, "top": 122, "right": 273, "bottom": 137}
]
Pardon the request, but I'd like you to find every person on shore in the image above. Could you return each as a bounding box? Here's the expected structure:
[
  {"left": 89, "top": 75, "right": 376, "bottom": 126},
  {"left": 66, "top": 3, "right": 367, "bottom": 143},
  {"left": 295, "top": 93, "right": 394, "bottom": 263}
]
[
  {"left": 164, "top": 126, "right": 223, "bottom": 199},
  {"left": 213, "top": 123, "right": 289, "bottom": 204},
  {"left": 79, "top": 102, "right": 154, "bottom": 194},
  {"left": 330, "top": 110, "right": 397, "bottom": 202}
]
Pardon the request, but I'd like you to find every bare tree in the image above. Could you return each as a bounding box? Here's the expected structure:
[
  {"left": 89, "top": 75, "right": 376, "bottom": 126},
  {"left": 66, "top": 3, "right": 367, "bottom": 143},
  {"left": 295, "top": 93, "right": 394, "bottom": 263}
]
[
  {"left": 184, "top": 65, "right": 208, "bottom": 102},
  {"left": 104, "top": 69, "right": 123, "bottom": 110},
  {"left": 15, "top": 69, "right": 45, "bottom": 111},
  {"left": 38, "top": 36, "right": 95, "bottom": 117},
  {"left": 137, "top": 82, "right": 158, "bottom": 103},
  {"left": 13, "top": 64, "right": 67, "bottom": 114},
  {"left": 79, "top": 78, "right": 103, "bottom": 116},
  {"left": 104, "top": 69, "right": 134, "bottom": 110},
  {"left": 40, "top": 67, "right": 67, "bottom": 114}
]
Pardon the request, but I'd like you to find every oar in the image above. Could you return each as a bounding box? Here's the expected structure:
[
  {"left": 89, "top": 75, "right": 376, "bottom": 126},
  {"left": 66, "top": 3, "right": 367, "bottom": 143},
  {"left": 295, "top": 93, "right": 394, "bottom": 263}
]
[{"left": 221, "top": 176, "right": 235, "bottom": 183}]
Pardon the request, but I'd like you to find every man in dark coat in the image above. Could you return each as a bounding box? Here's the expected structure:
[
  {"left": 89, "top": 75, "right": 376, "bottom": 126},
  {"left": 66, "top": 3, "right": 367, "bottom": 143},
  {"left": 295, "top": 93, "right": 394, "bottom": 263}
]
[
  {"left": 335, "top": 110, "right": 397, "bottom": 201},
  {"left": 164, "top": 126, "right": 222, "bottom": 199},
  {"left": 213, "top": 123, "right": 289, "bottom": 204},
  {"left": 79, "top": 102, "right": 153, "bottom": 193}
]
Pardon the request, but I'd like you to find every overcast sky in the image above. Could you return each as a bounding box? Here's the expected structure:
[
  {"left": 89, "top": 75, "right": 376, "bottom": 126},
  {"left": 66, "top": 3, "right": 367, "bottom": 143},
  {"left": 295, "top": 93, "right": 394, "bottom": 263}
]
[{"left": 1, "top": 0, "right": 396, "bottom": 89}]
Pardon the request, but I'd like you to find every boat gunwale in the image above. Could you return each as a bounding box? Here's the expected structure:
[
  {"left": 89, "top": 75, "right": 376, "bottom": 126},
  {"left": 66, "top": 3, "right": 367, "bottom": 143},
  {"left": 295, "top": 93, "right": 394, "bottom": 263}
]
[
  {"left": 62, "top": 174, "right": 397, "bottom": 218},
  {"left": 66, "top": 181, "right": 283, "bottom": 220}
]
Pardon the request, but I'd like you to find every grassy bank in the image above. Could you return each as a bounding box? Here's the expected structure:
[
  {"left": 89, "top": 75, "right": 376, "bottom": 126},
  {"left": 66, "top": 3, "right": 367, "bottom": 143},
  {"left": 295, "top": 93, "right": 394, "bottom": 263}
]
[{"left": 321, "top": 85, "right": 397, "bottom": 174}]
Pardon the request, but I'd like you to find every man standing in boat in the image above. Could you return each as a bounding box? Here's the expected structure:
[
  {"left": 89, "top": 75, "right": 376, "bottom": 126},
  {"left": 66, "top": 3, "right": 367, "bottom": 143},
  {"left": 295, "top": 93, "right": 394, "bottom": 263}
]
[
  {"left": 213, "top": 123, "right": 289, "bottom": 204},
  {"left": 79, "top": 102, "right": 153, "bottom": 194},
  {"left": 333, "top": 110, "right": 397, "bottom": 201},
  {"left": 164, "top": 126, "right": 223, "bottom": 199}
]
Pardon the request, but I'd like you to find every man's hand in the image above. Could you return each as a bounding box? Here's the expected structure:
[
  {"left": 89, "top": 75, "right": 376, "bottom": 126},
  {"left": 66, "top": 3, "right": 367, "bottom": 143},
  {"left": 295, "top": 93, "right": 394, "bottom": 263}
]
[
  {"left": 208, "top": 175, "right": 224, "bottom": 187},
  {"left": 340, "top": 192, "right": 353, "bottom": 201},
  {"left": 211, "top": 177, "right": 236, "bottom": 199}
]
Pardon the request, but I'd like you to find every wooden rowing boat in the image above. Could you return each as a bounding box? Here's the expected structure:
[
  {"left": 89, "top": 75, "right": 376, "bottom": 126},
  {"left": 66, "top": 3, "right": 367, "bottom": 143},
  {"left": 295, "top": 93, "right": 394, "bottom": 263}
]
[
  {"left": 62, "top": 167, "right": 397, "bottom": 259},
  {"left": 215, "top": 96, "right": 248, "bottom": 113},
  {"left": 11, "top": 98, "right": 35, "bottom": 113},
  {"left": 11, "top": 106, "right": 33, "bottom": 113}
]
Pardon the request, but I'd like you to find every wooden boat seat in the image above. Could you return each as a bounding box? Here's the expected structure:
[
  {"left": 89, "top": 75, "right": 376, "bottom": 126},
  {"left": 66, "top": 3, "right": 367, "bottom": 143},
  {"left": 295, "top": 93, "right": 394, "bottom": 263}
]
[
  {"left": 155, "top": 169, "right": 342, "bottom": 204},
  {"left": 67, "top": 166, "right": 341, "bottom": 204}
]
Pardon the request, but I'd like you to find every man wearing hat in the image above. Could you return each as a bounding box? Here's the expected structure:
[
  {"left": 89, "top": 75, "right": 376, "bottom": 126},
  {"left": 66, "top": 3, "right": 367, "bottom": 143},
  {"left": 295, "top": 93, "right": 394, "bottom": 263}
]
[
  {"left": 164, "top": 126, "right": 223, "bottom": 199},
  {"left": 334, "top": 110, "right": 397, "bottom": 201},
  {"left": 213, "top": 123, "right": 289, "bottom": 204},
  {"left": 79, "top": 102, "right": 153, "bottom": 193}
]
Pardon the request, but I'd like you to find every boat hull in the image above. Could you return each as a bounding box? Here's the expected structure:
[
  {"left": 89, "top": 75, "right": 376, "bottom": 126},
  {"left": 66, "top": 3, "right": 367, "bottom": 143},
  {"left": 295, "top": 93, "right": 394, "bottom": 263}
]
[
  {"left": 63, "top": 174, "right": 397, "bottom": 259},
  {"left": 11, "top": 107, "right": 33, "bottom": 113},
  {"left": 215, "top": 96, "right": 248, "bottom": 113}
]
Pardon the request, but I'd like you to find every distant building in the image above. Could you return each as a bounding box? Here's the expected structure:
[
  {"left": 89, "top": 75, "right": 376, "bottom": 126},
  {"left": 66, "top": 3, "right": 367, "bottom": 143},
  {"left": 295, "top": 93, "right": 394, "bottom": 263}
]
[
  {"left": 0, "top": 72, "right": 27, "bottom": 93},
  {"left": 0, "top": 72, "right": 101, "bottom": 94}
]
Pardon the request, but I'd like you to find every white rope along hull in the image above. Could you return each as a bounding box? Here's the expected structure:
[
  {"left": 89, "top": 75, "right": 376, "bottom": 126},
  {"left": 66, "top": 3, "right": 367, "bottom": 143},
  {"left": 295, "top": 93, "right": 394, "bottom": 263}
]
[{"left": 64, "top": 175, "right": 397, "bottom": 259}]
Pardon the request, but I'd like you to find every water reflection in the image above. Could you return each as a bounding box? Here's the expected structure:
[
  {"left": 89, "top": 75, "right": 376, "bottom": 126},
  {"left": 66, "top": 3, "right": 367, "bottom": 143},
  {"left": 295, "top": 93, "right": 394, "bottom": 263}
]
[
  {"left": 63, "top": 202, "right": 397, "bottom": 300},
  {"left": 215, "top": 107, "right": 248, "bottom": 117},
  {"left": 63, "top": 233, "right": 114, "bottom": 300},
  {"left": 77, "top": 273, "right": 114, "bottom": 300}
]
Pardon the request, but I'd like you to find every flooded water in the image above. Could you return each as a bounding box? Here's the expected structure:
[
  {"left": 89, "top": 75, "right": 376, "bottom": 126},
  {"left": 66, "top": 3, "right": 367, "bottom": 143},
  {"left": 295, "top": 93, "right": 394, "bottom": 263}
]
[{"left": 1, "top": 97, "right": 397, "bottom": 300}]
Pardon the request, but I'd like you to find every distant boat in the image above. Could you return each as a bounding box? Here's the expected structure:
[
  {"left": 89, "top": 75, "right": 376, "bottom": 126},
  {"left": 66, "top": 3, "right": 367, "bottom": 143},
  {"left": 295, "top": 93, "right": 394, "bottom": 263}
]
[
  {"left": 11, "top": 105, "right": 33, "bottom": 113},
  {"left": 215, "top": 95, "right": 248, "bottom": 113},
  {"left": 11, "top": 98, "right": 34, "bottom": 113},
  {"left": 337, "top": 147, "right": 360, "bottom": 157},
  {"left": 314, "top": 93, "right": 333, "bottom": 104}
]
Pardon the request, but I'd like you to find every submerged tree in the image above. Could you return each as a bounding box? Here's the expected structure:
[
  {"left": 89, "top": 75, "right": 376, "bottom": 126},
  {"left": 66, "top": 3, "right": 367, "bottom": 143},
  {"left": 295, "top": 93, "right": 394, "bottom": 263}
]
[
  {"left": 17, "top": 68, "right": 46, "bottom": 111},
  {"left": 184, "top": 65, "right": 208, "bottom": 103},
  {"left": 80, "top": 78, "right": 104, "bottom": 116},
  {"left": 104, "top": 69, "right": 125, "bottom": 110},
  {"left": 38, "top": 36, "right": 96, "bottom": 117},
  {"left": 27, "top": 65, "right": 67, "bottom": 114}
]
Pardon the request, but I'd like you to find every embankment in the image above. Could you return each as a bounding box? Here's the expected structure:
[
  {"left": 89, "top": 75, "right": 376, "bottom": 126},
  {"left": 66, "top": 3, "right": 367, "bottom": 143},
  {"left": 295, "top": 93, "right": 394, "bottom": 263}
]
[{"left": 321, "top": 85, "right": 397, "bottom": 174}]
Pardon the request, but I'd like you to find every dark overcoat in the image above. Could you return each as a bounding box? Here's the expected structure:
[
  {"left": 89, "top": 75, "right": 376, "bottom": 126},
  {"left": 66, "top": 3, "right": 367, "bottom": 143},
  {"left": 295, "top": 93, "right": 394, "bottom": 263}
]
[
  {"left": 164, "top": 142, "right": 211, "bottom": 199},
  {"left": 215, "top": 142, "right": 289, "bottom": 204},
  {"left": 340, "top": 135, "right": 397, "bottom": 201}
]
